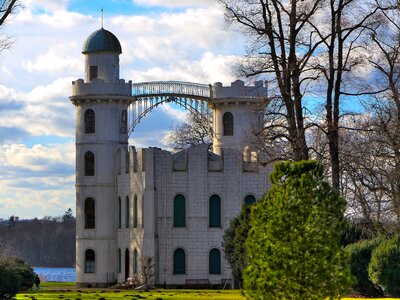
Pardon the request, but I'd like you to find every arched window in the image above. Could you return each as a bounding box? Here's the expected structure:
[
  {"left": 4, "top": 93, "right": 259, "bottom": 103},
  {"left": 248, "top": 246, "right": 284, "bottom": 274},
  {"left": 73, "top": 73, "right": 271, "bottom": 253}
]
[
  {"left": 244, "top": 195, "right": 256, "bottom": 205},
  {"left": 125, "top": 151, "right": 130, "bottom": 174},
  {"left": 84, "top": 198, "right": 95, "bottom": 229},
  {"left": 209, "top": 194, "right": 221, "bottom": 228},
  {"left": 118, "top": 249, "right": 121, "bottom": 273},
  {"left": 209, "top": 248, "right": 221, "bottom": 274},
  {"left": 121, "top": 110, "right": 127, "bottom": 134},
  {"left": 133, "top": 248, "right": 138, "bottom": 274},
  {"left": 173, "top": 248, "right": 185, "bottom": 274},
  {"left": 85, "top": 249, "right": 95, "bottom": 273},
  {"left": 133, "top": 195, "right": 138, "bottom": 228},
  {"left": 173, "top": 194, "right": 185, "bottom": 227},
  {"left": 84, "top": 109, "right": 95, "bottom": 134},
  {"left": 84, "top": 151, "right": 95, "bottom": 176},
  {"left": 223, "top": 112, "right": 233, "bottom": 136},
  {"left": 126, "top": 196, "right": 130, "bottom": 228},
  {"left": 142, "top": 196, "right": 144, "bottom": 228},
  {"left": 118, "top": 197, "right": 121, "bottom": 228},
  {"left": 125, "top": 249, "right": 129, "bottom": 280}
]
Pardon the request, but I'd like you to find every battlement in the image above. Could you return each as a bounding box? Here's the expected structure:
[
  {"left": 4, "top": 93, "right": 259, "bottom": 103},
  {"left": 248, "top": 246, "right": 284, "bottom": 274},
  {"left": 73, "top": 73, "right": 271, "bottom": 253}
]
[
  {"left": 72, "top": 78, "right": 132, "bottom": 97},
  {"left": 212, "top": 80, "right": 267, "bottom": 99}
]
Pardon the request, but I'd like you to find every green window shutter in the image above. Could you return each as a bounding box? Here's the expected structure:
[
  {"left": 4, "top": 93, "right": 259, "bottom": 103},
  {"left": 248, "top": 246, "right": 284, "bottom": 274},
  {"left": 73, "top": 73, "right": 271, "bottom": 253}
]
[
  {"left": 244, "top": 195, "right": 256, "bottom": 205},
  {"left": 174, "top": 194, "right": 186, "bottom": 227},
  {"left": 209, "top": 195, "right": 221, "bottom": 227},
  {"left": 173, "top": 248, "right": 185, "bottom": 274},
  {"left": 134, "top": 196, "right": 138, "bottom": 228},
  {"left": 209, "top": 248, "right": 221, "bottom": 274}
]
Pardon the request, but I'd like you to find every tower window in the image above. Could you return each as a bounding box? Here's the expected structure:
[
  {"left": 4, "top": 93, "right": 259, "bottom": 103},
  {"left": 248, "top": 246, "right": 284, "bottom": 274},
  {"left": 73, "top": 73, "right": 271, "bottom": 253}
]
[
  {"left": 118, "top": 197, "right": 122, "bottom": 228},
  {"left": 209, "top": 194, "right": 221, "bottom": 228},
  {"left": 85, "top": 249, "right": 95, "bottom": 273},
  {"left": 173, "top": 194, "right": 186, "bottom": 227},
  {"left": 173, "top": 248, "right": 185, "bottom": 274},
  {"left": 84, "top": 151, "right": 95, "bottom": 176},
  {"left": 89, "top": 66, "right": 98, "bottom": 81},
  {"left": 118, "top": 248, "right": 121, "bottom": 273},
  {"left": 209, "top": 248, "right": 221, "bottom": 274},
  {"left": 84, "top": 198, "right": 95, "bottom": 229},
  {"left": 223, "top": 112, "right": 234, "bottom": 136},
  {"left": 126, "top": 196, "right": 130, "bottom": 228},
  {"left": 121, "top": 110, "right": 127, "bottom": 134},
  {"left": 84, "top": 109, "right": 95, "bottom": 134},
  {"left": 133, "top": 195, "right": 138, "bottom": 228}
]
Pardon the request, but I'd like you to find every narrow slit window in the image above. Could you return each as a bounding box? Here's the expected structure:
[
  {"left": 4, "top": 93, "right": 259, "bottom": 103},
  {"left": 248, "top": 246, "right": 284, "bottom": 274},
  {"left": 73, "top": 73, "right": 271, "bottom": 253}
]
[
  {"left": 84, "top": 151, "right": 95, "bottom": 176},
  {"left": 84, "top": 198, "right": 95, "bottom": 229},
  {"left": 84, "top": 109, "right": 95, "bottom": 134},
  {"left": 223, "top": 112, "right": 233, "bottom": 136},
  {"left": 121, "top": 110, "right": 127, "bottom": 134},
  {"left": 85, "top": 249, "right": 95, "bottom": 273},
  {"left": 89, "top": 66, "right": 98, "bottom": 81}
]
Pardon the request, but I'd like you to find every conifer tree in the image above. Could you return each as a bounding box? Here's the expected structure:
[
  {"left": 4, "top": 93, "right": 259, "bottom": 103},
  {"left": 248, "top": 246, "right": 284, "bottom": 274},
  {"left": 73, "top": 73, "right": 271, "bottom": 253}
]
[{"left": 244, "top": 161, "right": 352, "bottom": 299}]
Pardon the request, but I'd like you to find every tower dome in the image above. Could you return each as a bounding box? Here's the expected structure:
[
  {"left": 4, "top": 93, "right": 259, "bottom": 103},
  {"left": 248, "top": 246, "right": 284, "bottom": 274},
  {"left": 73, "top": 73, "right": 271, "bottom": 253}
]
[{"left": 82, "top": 28, "right": 122, "bottom": 54}]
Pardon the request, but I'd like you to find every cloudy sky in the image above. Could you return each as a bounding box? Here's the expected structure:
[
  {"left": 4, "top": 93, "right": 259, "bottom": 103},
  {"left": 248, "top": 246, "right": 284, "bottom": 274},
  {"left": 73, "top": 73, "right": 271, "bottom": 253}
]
[{"left": 0, "top": 0, "right": 244, "bottom": 219}]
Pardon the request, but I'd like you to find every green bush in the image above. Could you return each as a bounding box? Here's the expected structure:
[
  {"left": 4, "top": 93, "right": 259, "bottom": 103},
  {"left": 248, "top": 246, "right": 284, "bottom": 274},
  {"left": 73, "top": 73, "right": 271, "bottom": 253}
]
[
  {"left": 0, "top": 256, "right": 35, "bottom": 297},
  {"left": 222, "top": 204, "right": 252, "bottom": 285},
  {"left": 244, "top": 161, "right": 352, "bottom": 299},
  {"left": 345, "top": 238, "right": 383, "bottom": 297},
  {"left": 340, "top": 220, "right": 374, "bottom": 247},
  {"left": 369, "top": 235, "right": 400, "bottom": 297}
]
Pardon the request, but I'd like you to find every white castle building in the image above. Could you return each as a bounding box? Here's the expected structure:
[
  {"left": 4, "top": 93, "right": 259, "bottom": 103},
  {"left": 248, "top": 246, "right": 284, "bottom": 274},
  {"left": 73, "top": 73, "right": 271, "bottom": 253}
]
[{"left": 70, "top": 28, "right": 270, "bottom": 288}]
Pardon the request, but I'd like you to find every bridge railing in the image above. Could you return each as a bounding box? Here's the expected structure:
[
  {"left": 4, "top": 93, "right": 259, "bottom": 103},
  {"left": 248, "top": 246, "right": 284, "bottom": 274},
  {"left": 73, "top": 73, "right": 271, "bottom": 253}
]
[{"left": 132, "top": 81, "right": 212, "bottom": 99}]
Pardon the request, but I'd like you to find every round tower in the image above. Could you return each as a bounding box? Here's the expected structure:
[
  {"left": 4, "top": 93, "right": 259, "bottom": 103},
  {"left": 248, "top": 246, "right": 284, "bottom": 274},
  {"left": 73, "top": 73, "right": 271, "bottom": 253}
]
[{"left": 70, "top": 28, "right": 132, "bottom": 287}]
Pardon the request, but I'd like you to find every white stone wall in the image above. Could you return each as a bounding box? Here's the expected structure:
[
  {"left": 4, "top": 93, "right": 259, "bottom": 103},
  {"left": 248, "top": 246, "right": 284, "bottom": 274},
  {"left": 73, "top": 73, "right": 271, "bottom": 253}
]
[
  {"left": 74, "top": 89, "right": 130, "bottom": 287},
  {"left": 122, "top": 144, "right": 271, "bottom": 286},
  {"left": 84, "top": 53, "right": 120, "bottom": 83}
]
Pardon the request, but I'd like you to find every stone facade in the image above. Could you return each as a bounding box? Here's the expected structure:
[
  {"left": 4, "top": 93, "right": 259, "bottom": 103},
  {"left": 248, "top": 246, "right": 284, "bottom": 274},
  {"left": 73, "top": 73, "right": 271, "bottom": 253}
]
[{"left": 71, "top": 28, "right": 271, "bottom": 288}]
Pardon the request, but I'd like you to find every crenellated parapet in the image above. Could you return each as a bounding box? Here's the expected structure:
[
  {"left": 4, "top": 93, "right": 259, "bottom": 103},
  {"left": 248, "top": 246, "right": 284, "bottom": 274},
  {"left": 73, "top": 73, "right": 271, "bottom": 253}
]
[
  {"left": 72, "top": 78, "right": 132, "bottom": 97},
  {"left": 212, "top": 80, "right": 268, "bottom": 99}
]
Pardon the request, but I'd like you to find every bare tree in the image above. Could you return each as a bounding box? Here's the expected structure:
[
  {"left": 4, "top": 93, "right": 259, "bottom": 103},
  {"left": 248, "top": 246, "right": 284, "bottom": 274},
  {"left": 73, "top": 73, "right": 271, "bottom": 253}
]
[
  {"left": 0, "top": 0, "right": 20, "bottom": 53},
  {"left": 311, "top": 0, "right": 386, "bottom": 190},
  {"left": 163, "top": 113, "right": 212, "bottom": 151},
  {"left": 141, "top": 256, "right": 155, "bottom": 286},
  {"left": 219, "top": 0, "right": 394, "bottom": 190},
  {"left": 219, "top": 0, "right": 331, "bottom": 161}
]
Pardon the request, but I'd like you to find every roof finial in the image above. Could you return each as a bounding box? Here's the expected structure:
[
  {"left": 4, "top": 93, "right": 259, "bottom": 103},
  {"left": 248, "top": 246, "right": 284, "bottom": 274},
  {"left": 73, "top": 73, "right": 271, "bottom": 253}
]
[{"left": 101, "top": 8, "right": 104, "bottom": 28}]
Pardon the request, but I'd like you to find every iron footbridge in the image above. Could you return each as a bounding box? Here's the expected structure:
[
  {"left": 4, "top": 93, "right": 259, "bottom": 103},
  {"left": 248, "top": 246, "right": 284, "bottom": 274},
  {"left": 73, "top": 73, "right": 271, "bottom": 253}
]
[{"left": 129, "top": 81, "right": 214, "bottom": 136}]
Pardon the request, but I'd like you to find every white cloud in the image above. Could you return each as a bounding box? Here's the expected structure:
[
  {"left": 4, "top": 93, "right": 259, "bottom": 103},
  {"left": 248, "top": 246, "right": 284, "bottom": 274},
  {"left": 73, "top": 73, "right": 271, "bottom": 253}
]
[
  {"left": 23, "top": 0, "right": 71, "bottom": 13},
  {"left": 0, "top": 142, "right": 75, "bottom": 219},
  {"left": 132, "top": 0, "right": 215, "bottom": 8},
  {"left": 126, "top": 52, "right": 236, "bottom": 84},
  {"left": 24, "top": 44, "right": 81, "bottom": 73},
  {"left": 0, "top": 78, "right": 75, "bottom": 138},
  {"left": 0, "top": 142, "right": 74, "bottom": 172},
  {"left": 161, "top": 103, "right": 188, "bottom": 122}
]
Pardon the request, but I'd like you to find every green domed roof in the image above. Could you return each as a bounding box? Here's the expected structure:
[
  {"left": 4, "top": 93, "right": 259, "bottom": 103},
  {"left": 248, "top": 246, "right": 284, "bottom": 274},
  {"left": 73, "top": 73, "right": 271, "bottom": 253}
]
[{"left": 82, "top": 28, "right": 122, "bottom": 54}]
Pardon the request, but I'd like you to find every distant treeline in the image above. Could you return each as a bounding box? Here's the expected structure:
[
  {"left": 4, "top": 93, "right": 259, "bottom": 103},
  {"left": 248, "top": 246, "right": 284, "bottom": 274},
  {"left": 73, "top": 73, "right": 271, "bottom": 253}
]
[{"left": 0, "top": 210, "right": 75, "bottom": 267}]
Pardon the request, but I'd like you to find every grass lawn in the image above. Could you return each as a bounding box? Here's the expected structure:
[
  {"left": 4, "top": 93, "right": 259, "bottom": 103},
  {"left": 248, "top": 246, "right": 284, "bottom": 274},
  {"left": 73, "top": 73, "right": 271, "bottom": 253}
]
[
  {"left": 16, "top": 289, "right": 245, "bottom": 300},
  {"left": 14, "top": 283, "right": 400, "bottom": 299}
]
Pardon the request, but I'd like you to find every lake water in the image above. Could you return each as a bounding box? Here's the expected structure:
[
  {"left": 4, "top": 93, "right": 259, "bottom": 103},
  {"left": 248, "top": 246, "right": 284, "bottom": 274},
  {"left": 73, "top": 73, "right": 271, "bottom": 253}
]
[{"left": 34, "top": 267, "right": 76, "bottom": 282}]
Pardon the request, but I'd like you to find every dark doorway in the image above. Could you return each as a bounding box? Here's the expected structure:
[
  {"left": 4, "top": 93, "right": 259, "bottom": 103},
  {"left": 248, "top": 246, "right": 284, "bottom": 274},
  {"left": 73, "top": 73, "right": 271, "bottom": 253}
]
[{"left": 125, "top": 248, "right": 130, "bottom": 280}]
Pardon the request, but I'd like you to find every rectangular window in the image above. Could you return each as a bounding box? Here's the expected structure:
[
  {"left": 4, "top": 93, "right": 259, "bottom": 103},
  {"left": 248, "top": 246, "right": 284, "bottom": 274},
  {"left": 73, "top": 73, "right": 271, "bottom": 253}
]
[{"left": 89, "top": 66, "right": 98, "bottom": 81}]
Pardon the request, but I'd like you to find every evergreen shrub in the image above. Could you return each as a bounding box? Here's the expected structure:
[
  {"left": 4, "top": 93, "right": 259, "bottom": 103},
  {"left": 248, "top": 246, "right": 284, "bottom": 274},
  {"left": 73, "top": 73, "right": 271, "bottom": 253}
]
[
  {"left": 369, "top": 235, "right": 400, "bottom": 297},
  {"left": 345, "top": 238, "right": 383, "bottom": 297},
  {"left": 0, "top": 256, "right": 35, "bottom": 297}
]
